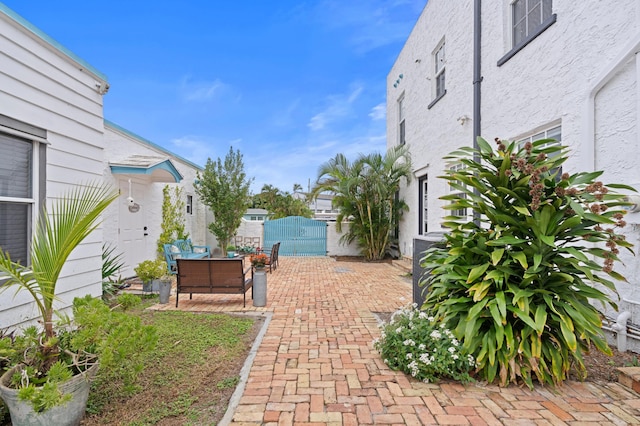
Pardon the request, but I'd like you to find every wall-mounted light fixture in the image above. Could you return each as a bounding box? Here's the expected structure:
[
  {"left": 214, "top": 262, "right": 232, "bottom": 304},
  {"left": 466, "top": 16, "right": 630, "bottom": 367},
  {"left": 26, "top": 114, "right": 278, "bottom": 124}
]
[
  {"left": 457, "top": 115, "right": 471, "bottom": 125},
  {"left": 393, "top": 73, "right": 404, "bottom": 88},
  {"left": 95, "top": 81, "right": 109, "bottom": 95}
]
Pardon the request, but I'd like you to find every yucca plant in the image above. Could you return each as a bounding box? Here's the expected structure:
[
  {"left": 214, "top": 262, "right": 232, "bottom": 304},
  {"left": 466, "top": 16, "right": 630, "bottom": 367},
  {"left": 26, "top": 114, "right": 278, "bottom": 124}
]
[{"left": 421, "top": 137, "right": 634, "bottom": 387}]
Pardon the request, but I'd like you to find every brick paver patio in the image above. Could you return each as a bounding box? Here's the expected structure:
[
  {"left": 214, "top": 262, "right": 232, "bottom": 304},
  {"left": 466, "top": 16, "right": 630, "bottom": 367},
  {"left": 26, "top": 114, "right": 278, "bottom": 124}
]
[{"left": 153, "top": 256, "right": 640, "bottom": 425}]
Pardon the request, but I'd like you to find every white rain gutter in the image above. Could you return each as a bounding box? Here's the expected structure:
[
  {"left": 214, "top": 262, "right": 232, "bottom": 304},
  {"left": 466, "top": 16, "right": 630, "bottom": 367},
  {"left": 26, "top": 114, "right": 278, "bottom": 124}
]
[
  {"left": 584, "top": 25, "right": 640, "bottom": 353},
  {"left": 583, "top": 32, "right": 640, "bottom": 171}
]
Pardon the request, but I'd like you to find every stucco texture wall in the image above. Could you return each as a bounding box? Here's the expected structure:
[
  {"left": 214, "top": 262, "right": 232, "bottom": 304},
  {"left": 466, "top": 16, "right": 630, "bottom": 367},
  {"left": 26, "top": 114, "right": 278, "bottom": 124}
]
[{"left": 388, "top": 0, "right": 640, "bottom": 315}]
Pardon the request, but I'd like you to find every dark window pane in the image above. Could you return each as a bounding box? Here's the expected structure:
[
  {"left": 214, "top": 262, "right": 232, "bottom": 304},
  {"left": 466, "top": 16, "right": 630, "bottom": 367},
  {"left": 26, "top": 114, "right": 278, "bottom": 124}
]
[
  {"left": 400, "top": 120, "right": 406, "bottom": 145},
  {"left": 514, "top": 20, "right": 526, "bottom": 45},
  {"left": 436, "top": 72, "right": 446, "bottom": 97},
  {"left": 0, "top": 133, "right": 32, "bottom": 198},
  {"left": 527, "top": 0, "right": 541, "bottom": 13},
  {"left": 0, "top": 202, "right": 30, "bottom": 265},
  {"left": 513, "top": 0, "right": 525, "bottom": 23},
  {"left": 528, "top": 3, "right": 542, "bottom": 31},
  {"left": 542, "top": 0, "right": 552, "bottom": 18}
]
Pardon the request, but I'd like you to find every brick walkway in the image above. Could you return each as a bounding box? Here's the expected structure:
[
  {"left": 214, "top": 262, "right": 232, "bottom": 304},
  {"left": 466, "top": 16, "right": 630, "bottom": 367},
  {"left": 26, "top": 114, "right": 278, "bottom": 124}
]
[{"left": 153, "top": 257, "right": 640, "bottom": 425}]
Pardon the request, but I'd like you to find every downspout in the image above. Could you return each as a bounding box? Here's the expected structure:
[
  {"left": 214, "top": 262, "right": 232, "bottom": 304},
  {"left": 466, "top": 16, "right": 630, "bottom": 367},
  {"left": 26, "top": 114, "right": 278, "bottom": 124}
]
[
  {"left": 611, "top": 311, "right": 632, "bottom": 352},
  {"left": 584, "top": 32, "right": 640, "bottom": 171},
  {"left": 473, "top": 0, "right": 482, "bottom": 225}
]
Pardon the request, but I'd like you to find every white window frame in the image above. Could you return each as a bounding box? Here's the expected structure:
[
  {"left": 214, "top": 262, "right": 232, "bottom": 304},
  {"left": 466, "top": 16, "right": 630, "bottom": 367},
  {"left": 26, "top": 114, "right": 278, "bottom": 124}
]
[
  {"left": 398, "top": 94, "right": 406, "bottom": 145},
  {"left": 186, "top": 194, "right": 193, "bottom": 215},
  {"left": 0, "top": 131, "right": 43, "bottom": 266},
  {"left": 516, "top": 124, "right": 561, "bottom": 150},
  {"left": 448, "top": 163, "right": 468, "bottom": 220},
  {"left": 511, "top": 0, "right": 553, "bottom": 47},
  {"left": 516, "top": 124, "right": 562, "bottom": 177},
  {"left": 418, "top": 175, "right": 428, "bottom": 234},
  {"left": 498, "top": 0, "right": 555, "bottom": 66},
  {"left": 434, "top": 41, "right": 446, "bottom": 98}
]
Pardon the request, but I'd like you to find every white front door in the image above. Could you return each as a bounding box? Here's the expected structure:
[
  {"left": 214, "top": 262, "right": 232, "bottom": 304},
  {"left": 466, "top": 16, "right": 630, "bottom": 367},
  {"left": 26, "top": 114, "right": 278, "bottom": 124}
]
[{"left": 118, "top": 178, "right": 148, "bottom": 278}]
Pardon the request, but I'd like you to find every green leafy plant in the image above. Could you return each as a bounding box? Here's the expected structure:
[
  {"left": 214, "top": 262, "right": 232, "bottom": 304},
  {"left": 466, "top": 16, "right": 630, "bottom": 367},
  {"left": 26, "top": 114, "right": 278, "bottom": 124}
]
[
  {"left": 2, "top": 296, "right": 156, "bottom": 412},
  {"left": 0, "top": 183, "right": 118, "bottom": 344},
  {"left": 157, "top": 185, "right": 189, "bottom": 257},
  {"left": 226, "top": 245, "right": 236, "bottom": 252},
  {"left": 625, "top": 356, "right": 640, "bottom": 367},
  {"left": 311, "top": 145, "right": 412, "bottom": 260},
  {"left": 374, "top": 305, "right": 476, "bottom": 383},
  {"left": 0, "top": 184, "right": 157, "bottom": 412},
  {"left": 237, "top": 244, "right": 256, "bottom": 254},
  {"left": 421, "top": 137, "right": 634, "bottom": 388},
  {"left": 134, "top": 259, "right": 167, "bottom": 283},
  {"left": 195, "top": 146, "right": 254, "bottom": 252},
  {"left": 102, "top": 242, "right": 125, "bottom": 300},
  {"left": 252, "top": 184, "right": 313, "bottom": 219}
]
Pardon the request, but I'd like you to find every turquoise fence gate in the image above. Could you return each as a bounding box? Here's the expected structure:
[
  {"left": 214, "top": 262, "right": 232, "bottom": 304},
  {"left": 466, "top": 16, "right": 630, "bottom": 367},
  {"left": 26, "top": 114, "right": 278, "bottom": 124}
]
[{"left": 264, "top": 216, "right": 327, "bottom": 256}]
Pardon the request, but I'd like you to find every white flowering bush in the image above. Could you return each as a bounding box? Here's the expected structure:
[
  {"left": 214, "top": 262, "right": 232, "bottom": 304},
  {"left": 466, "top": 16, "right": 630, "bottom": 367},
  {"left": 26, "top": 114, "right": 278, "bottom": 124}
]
[{"left": 373, "top": 305, "right": 475, "bottom": 383}]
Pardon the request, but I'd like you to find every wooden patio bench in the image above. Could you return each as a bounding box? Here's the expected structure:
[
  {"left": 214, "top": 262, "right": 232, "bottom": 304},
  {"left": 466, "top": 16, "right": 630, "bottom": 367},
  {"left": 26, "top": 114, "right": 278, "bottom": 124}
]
[{"left": 175, "top": 258, "right": 253, "bottom": 307}]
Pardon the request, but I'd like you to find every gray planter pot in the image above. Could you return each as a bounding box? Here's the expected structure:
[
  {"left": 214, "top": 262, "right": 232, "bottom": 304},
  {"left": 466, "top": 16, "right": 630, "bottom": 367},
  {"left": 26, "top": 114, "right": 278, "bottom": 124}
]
[
  {"left": 0, "top": 362, "right": 98, "bottom": 426},
  {"left": 158, "top": 279, "right": 172, "bottom": 304},
  {"left": 142, "top": 279, "right": 161, "bottom": 293},
  {"left": 253, "top": 267, "right": 267, "bottom": 307}
]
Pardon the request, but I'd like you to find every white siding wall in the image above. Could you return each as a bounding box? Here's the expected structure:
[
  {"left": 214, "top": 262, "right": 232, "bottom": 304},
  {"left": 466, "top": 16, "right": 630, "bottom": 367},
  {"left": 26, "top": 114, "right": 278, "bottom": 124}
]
[{"left": 0, "top": 10, "right": 108, "bottom": 328}]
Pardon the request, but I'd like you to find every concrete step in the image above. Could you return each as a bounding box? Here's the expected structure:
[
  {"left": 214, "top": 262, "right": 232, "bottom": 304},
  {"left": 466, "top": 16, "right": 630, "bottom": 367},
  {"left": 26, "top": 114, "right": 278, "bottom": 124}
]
[
  {"left": 391, "top": 258, "right": 412, "bottom": 275},
  {"left": 617, "top": 367, "right": 640, "bottom": 393}
]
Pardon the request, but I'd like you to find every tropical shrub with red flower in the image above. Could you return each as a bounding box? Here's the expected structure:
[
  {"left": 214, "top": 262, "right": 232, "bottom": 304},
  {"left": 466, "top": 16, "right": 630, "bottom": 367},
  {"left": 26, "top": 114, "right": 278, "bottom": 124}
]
[{"left": 420, "top": 137, "right": 635, "bottom": 388}]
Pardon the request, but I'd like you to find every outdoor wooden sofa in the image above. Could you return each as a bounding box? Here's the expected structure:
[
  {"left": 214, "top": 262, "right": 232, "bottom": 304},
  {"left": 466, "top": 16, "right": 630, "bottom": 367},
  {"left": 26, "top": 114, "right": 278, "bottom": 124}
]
[
  {"left": 175, "top": 258, "right": 253, "bottom": 307},
  {"left": 163, "top": 239, "right": 211, "bottom": 274}
]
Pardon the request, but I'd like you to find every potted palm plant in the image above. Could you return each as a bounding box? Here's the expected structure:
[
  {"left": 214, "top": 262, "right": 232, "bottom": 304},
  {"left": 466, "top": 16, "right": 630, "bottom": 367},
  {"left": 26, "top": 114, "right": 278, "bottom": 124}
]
[{"left": 0, "top": 183, "right": 157, "bottom": 426}]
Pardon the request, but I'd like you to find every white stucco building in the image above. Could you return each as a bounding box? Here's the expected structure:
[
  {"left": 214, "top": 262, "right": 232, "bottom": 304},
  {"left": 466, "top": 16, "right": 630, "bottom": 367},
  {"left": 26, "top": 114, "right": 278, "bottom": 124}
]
[
  {"left": 0, "top": 3, "right": 210, "bottom": 329},
  {"left": 388, "top": 1, "right": 640, "bottom": 342}
]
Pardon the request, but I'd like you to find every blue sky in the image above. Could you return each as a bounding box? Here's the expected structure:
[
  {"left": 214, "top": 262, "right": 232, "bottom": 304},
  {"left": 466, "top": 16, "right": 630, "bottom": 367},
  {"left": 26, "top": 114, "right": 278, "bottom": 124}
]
[{"left": 6, "top": 1, "right": 425, "bottom": 193}]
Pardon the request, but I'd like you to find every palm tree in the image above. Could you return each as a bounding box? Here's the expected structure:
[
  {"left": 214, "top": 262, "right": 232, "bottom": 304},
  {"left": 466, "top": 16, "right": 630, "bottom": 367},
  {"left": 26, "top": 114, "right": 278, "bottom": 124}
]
[
  {"left": 311, "top": 145, "right": 411, "bottom": 260},
  {"left": 0, "top": 183, "right": 119, "bottom": 340}
]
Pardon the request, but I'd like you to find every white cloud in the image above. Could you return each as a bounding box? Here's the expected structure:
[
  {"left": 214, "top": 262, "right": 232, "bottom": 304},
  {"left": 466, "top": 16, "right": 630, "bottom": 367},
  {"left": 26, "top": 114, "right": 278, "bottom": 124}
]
[
  {"left": 308, "top": 113, "right": 327, "bottom": 131},
  {"left": 313, "top": 0, "right": 425, "bottom": 53},
  {"left": 179, "top": 76, "right": 227, "bottom": 102},
  {"left": 307, "top": 83, "right": 364, "bottom": 131},
  {"left": 169, "top": 136, "right": 216, "bottom": 165},
  {"left": 369, "top": 103, "right": 386, "bottom": 121}
]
